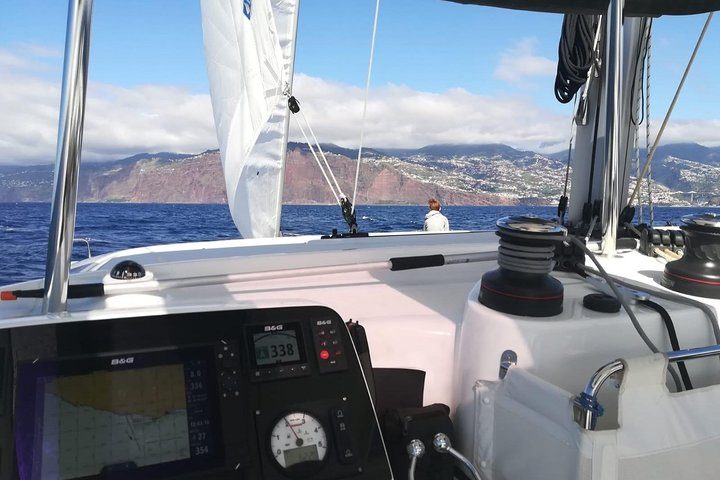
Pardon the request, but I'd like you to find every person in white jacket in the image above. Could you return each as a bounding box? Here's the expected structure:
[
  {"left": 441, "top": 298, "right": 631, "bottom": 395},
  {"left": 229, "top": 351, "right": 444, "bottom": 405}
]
[{"left": 423, "top": 198, "right": 449, "bottom": 232}]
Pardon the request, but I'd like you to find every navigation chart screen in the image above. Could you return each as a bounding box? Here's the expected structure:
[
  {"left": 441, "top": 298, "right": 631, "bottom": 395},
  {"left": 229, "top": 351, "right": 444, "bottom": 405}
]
[{"left": 14, "top": 348, "right": 220, "bottom": 480}]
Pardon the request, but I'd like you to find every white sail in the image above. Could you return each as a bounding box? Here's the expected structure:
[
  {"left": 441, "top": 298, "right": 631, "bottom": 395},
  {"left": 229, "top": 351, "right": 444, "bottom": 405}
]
[{"left": 201, "top": 0, "right": 299, "bottom": 238}]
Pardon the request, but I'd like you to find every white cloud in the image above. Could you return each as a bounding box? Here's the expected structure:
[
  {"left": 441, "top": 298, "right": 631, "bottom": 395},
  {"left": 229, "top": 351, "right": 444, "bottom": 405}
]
[
  {"left": 81, "top": 83, "right": 217, "bottom": 159},
  {"left": 12, "top": 43, "right": 63, "bottom": 58},
  {"left": 2, "top": 44, "right": 719, "bottom": 166},
  {"left": 290, "top": 74, "right": 570, "bottom": 152},
  {"left": 494, "top": 37, "right": 556, "bottom": 84},
  {"left": 0, "top": 45, "right": 217, "bottom": 165},
  {"left": 656, "top": 120, "right": 720, "bottom": 147}
]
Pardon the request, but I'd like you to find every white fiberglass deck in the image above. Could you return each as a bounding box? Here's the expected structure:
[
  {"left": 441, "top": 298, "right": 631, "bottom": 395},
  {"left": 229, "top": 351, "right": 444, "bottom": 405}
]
[{"left": 2, "top": 230, "right": 720, "bottom": 479}]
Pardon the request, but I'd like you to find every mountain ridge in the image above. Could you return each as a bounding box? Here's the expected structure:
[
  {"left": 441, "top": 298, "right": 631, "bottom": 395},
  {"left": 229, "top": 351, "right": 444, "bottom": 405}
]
[{"left": 1, "top": 142, "right": 719, "bottom": 205}]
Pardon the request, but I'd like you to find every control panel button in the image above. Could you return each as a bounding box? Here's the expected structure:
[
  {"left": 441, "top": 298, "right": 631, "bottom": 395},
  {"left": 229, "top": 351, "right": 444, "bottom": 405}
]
[
  {"left": 311, "top": 319, "right": 348, "bottom": 374},
  {"left": 220, "top": 369, "right": 240, "bottom": 392},
  {"left": 331, "top": 407, "right": 357, "bottom": 465},
  {"left": 249, "top": 363, "right": 311, "bottom": 382},
  {"left": 217, "top": 342, "right": 240, "bottom": 368}
]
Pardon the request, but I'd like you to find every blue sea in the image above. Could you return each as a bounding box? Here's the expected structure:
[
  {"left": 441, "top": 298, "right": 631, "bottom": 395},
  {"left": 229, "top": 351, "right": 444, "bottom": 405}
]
[{"left": 0, "top": 202, "right": 715, "bottom": 287}]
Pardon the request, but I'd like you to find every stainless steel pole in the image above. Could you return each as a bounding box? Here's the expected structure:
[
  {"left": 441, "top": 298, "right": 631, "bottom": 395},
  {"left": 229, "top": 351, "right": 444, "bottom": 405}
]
[
  {"left": 600, "top": 0, "right": 623, "bottom": 255},
  {"left": 43, "top": 0, "right": 94, "bottom": 314}
]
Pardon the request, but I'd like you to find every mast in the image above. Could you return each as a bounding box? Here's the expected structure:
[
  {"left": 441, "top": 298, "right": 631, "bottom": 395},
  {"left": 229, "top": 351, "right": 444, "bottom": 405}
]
[
  {"left": 274, "top": 1, "right": 301, "bottom": 237},
  {"left": 43, "top": 0, "right": 94, "bottom": 314},
  {"left": 567, "top": 7, "right": 645, "bottom": 244},
  {"left": 600, "top": 0, "right": 623, "bottom": 255}
]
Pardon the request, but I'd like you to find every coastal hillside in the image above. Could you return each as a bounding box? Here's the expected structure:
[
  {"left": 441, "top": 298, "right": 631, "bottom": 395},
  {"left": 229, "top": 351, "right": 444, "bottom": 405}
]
[{"left": 1, "top": 143, "right": 719, "bottom": 205}]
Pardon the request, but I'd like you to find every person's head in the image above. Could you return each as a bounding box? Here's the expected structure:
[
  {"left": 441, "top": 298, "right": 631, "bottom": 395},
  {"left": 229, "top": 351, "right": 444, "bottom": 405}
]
[{"left": 428, "top": 198, "right": 441, "bottom": 211}]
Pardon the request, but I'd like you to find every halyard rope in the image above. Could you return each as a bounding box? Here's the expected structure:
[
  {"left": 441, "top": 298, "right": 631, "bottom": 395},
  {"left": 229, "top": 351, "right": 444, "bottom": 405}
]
[{"left": 645, "top": 21, "right": 654, "bottom": 225}]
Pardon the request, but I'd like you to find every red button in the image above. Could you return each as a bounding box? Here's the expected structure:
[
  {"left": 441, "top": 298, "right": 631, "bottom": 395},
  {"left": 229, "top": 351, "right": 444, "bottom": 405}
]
[{"left": 319, "top": 350, "right": 330, "bottom": 360}]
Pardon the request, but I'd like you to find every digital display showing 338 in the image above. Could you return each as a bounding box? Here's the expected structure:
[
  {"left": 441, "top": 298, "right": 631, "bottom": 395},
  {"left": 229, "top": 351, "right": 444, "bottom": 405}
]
[{"left": 253, "top": 326, "right": 302, "bottom": 366}]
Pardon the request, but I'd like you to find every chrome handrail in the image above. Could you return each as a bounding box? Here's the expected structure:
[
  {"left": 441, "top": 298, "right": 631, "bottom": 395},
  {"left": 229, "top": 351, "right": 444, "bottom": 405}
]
[
  {"left": 574, "top": 344, "right": 720, "bottom": 430},
  {"left": 43, "top": 0, "right": 94, "bottom": 314},
  {"left": 573, "top": 360, "right": 624, "bottom": 430},
  {"left": 667, "top": 344, "right": 720, "bottom": 362},
  {"left": 73, "top": 237, "right": 92, "bottom": 258}
]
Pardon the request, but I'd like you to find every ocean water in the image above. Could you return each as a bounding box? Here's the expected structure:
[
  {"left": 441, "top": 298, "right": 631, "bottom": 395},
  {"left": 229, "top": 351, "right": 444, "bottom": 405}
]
[{"left": 0, "top": 202, "right": 715, "bottom": 287}]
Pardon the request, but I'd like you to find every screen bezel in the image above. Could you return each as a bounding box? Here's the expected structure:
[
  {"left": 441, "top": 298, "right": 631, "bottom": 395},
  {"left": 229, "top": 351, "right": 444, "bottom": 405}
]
[
  {"left": 246, "top": 322, "right": 308, "bottom": 369},
  {"left": 14, "top": 345, "right": 224, "bottom": 480}
]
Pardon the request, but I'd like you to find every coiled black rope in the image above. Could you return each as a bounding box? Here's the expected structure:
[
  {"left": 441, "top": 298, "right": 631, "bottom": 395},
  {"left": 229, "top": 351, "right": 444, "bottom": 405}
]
[{"left": 555, "top": 14, "right": 599, "bottom": 104}]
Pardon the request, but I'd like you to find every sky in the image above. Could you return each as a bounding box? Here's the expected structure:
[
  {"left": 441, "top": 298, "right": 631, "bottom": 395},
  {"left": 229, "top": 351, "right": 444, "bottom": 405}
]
[{"left": 0, "top": 0, "right": 719, "bottom": 165}]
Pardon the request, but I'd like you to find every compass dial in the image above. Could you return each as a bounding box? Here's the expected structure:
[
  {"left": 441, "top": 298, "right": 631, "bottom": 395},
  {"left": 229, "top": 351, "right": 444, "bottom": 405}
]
[{"left": 270, "top": 412, "right": 328, "bottom": 470}]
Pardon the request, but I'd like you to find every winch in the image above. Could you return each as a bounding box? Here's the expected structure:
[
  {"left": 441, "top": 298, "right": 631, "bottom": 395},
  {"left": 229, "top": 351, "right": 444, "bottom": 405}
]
[
  {"left": 480, "top": 215, "right": 566, "bottom": 317},
  {"left": 662, "top": 213, "right": 720, "bottom": 299}
]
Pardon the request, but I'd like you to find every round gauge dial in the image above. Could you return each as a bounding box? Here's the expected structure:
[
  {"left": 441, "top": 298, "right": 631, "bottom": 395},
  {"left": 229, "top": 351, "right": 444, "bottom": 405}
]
[{"left": 270, "top": 412, "right": 328, "bottom": 470}]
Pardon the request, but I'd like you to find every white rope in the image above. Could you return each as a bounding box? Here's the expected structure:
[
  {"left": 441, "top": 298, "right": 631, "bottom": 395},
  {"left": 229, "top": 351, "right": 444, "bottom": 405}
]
[
  {"left": 351, "top": 0, "right": 381, "bottom": 214},
  {"left": 645, "top": 20, "right": 654, "bottom": 225},
  {"left": 298, "top": 109, "right": 345, "bottom": 197},
  {"left": 634, "top": 110, "right": 642, "bottom": 223},
  {"left": 627, "top": 12, "right": 714, "bottom": 208},
  {"left": 292, "top": 114, "right": 341, "bottom": 205},
  {"left": 636, "top": 19, "right": 650, "bottom": 224}
]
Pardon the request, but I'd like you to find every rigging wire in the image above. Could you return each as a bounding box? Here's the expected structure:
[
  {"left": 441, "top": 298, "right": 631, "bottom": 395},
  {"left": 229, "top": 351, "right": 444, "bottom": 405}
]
[
  {"left": 627, "top": 12, "right": 714, "bottom": 208},
  {"left": 287, "top": 95, "right": 359, "bottom": 233},
  {"left": 351, "top": 0, "right": 381, "bottom": 214},
  {"left": 298, "top": 109, "right": 345, "bottom": 198},
  {"left": 291, "top": 112, "right": 342, "bottom": 205}
]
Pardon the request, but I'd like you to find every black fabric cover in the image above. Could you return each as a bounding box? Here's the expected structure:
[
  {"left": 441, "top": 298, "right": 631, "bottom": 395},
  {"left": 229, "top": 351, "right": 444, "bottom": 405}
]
[
  {"left": 382, "top": 404, "right": 456, "bottom": 480},
  {"left": 444, "top": 0, "right": 720, "bottom": 16},
  {"left": 373, "top": 368, "right": 425, "bottom": 415}
]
